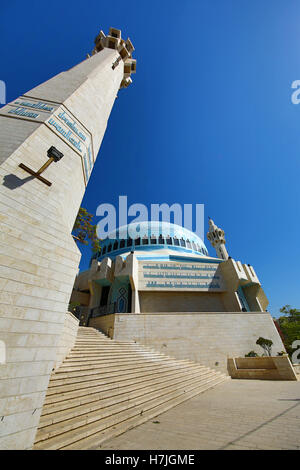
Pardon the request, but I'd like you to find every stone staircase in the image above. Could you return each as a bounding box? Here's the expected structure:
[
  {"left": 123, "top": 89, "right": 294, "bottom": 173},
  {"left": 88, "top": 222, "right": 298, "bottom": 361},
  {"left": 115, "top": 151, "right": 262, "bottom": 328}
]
[{"left": 34, "top": 327, "right": 230, "bottom": 450}]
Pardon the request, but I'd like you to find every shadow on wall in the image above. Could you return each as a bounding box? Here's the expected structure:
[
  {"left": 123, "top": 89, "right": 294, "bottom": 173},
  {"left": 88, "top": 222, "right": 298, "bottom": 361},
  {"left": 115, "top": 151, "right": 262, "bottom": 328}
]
[{"left": 2, "top": 174, "right": 35, "bottom": 189}]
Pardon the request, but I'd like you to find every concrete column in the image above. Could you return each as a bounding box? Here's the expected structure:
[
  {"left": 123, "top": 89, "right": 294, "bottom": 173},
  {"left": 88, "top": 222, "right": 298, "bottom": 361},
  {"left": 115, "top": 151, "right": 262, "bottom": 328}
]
[
  {"left": 131, "top": 289, "right": 141, "bottom": 313},
  {"left": 0, "top": 28, "right": 136, "bottom": 449},
  {"left": 88, "top": 281, "right": 103, "bottom": 309}
]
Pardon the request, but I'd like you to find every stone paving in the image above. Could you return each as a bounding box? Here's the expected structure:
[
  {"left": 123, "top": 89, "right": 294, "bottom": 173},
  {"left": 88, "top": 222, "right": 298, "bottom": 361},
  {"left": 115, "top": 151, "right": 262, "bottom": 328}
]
[{"left": 99, "top": 379, "right": 300, "bottom": 450}]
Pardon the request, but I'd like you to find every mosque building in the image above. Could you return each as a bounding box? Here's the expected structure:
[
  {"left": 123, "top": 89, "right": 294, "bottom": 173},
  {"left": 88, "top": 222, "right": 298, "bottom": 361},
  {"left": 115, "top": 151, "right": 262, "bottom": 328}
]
[{"left": 71, "top": 218, "right": 284, "bottom": 371}]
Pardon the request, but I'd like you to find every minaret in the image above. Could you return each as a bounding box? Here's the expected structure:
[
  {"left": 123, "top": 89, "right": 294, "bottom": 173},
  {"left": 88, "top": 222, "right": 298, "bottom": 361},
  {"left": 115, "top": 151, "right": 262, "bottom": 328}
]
[
  {"left": 0, "top": 27, "right": 136, "bottom": 449},
  {"left": 207, "top": 218, "right": 229, "bottom": 260}
]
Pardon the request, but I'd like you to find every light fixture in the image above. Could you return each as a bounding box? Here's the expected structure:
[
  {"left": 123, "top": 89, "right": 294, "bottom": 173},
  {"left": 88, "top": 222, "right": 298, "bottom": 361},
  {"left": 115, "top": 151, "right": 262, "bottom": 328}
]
[{"left": 19, "top": 146, "right": 64, "bottom": 186}]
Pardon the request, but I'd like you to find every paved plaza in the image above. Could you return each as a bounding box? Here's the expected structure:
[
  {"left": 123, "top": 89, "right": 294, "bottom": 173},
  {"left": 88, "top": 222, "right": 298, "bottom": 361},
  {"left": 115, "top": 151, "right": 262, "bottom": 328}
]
[{"left": 99, "top": 379, "right": 300, "bottom": 450}]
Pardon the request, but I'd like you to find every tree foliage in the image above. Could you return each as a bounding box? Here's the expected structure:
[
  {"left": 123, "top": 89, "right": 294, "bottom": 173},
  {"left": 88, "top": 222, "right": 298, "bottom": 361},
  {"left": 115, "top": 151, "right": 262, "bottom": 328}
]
[
  {"left": 72, "top": 207, "right": 100, "bottom": 253},
  {"left": 277, "top": 305, "right": 300, "bottom": 357},
  {"left": 256, "top": 337, "right": 273, "bottom": 356}
]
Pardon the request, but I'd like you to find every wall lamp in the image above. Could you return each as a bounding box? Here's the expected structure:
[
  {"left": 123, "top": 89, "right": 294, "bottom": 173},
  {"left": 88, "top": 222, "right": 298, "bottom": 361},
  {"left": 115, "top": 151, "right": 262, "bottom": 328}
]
[{"left": 19, "top": 146, "right": 64, "bottom": 186}]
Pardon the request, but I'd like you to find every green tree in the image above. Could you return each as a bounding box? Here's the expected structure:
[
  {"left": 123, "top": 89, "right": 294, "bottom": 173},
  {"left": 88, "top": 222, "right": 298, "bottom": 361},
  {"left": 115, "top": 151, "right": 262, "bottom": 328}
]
[
  {"left": 256, "top": 337, "right": 273, "bottom": 356},
  {"left": 72, "top": 207, "right": 100, "bottom": 253},
  {"left": 277, "top": 305, "right": 300, "bottom": 357}
]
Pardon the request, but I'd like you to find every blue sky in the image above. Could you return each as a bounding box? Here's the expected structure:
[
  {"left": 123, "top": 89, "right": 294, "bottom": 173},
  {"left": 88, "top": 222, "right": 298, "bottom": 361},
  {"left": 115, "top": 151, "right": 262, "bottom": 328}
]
[{"left": 1, "top": 0, "right": 300, "bottom": 316}]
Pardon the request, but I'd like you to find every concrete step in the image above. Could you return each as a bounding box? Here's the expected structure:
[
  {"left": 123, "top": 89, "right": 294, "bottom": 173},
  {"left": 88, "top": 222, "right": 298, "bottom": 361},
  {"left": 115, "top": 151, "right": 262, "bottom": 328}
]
[
  {"left": 47, "top": 361, "right": 202, "bottom": 389},
  {"left": 35, "top": 373, "right": 223, "bottom": 443},
  {"left": 52, "top": 358, "right": 202, "bottom": 379},
  {"left": 43, "top": 366, "right": 216, "bottom": 406},
  {"left": 68, "top": 376, "right": 229, "bottom": 450},
  {"left": 74, "top": 343, "right": 111, "bottom": 346},
  {"left": 64, "top": 352, "right": 169, "bottom": 362},
  {"left": 70, "top": 347, "right": 162, "bottom": 355},
  {"left": 39, "top": 369, "right": 218, "bottom": 425},
  {"left": 75, "top": 337, "right": 131, "bottom": 342},
  {"left": 63, "top": 348, "right": 198, "bottom": 364},
  {"left": 34, "top": 326, "right": 229, "bottom": 449},
  {"left": 65, "top": 354, "right": 166, "bottom": 361},
  {"left": 45, "top": 362, "right": 208, "bottom": 396},
  {"left": 71, "top": 345, "right": 146, "bottom": 350},
  {"left": 34, "top": 374, "right": 228, "bottom": 449},
  {"left": 56, "top": 355, "right": 194, "bottom": 370}
]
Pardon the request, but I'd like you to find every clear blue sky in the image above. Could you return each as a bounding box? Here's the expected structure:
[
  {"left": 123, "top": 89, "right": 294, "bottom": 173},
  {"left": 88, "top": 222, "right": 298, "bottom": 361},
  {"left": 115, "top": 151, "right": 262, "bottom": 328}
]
[{"left": 1, "top": 0, "right": 299, "bottom": 317}]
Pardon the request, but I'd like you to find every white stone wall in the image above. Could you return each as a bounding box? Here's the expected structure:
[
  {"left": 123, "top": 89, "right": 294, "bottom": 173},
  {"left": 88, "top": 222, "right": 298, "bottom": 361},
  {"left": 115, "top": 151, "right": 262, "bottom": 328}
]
[
  {"left": 139, "top": 291, "right": 226, "bottom": 312},
  {"left": 97, "top": 312, "right": 286, "bottom": 373},
  {"left": 0, "top": 47, "right": 124, "bottom": 449},
  {"left": 54, "top": 312, "right": 79, "bottom": 369}
]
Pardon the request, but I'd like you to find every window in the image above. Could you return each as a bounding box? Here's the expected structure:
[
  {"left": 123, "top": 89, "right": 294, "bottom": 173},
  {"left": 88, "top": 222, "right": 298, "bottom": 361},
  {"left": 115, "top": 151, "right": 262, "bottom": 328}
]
[
  {"left": 191, "top": 242, "right": 197, "bottom": 251},
  {"left": 180, "top": 238, "right": 186, "bottom": 247},
  {"left": 100, "top": 286, "right": 110, "bottom": 306},
  {"left": 113, "top": 241, "right": 118, "bottom": 250},
  {"left": 158, "top": 235, "right": 165, "bottom": 244},
  {"left": 150, "top": 236, "right": 157, "bottom": 244},
  {"left": 127, "top": 238, "right": 133, "bottom": 247},
  {"left": 142, "top": 237, "right": 149, "bottom": 245},
  {"left": 120, "top": 239, "right": 125, "bottom": 249},
  {"left": 186, "top": 240, "right": 191, "bottom": 249},
  {"left": 173, "top": 237, "right": 179, "bottom": 246},
  {"left": 107, "top": 244, "right": 112, "bottom": 253},
  {"left": 166, "top": 236, "right": 172, "bottom": 245},
  {"left": 135, "top": 237, "right": 141, "bottom": 246},
  {"left": 102, "top": 246, "right": 107, "bottom": 255}
]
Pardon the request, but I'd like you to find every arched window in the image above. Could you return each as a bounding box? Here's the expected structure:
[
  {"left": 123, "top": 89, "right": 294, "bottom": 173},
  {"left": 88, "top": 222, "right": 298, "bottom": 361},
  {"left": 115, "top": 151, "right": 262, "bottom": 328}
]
[
  {"left": 150, "top": 235, "right": 157, "bottom": 244},
  {"left": 173, "top": 237, "right": 179, "bottom": 246},
  {"left": 158, "top": 235, "right": 165, "bottom": 244}
]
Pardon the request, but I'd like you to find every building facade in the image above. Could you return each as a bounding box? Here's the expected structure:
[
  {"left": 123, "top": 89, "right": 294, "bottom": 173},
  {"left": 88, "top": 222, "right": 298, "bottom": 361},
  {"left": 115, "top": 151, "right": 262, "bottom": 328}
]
[{"left": 71, "top": 220, "right": 285, "bottom": 371}]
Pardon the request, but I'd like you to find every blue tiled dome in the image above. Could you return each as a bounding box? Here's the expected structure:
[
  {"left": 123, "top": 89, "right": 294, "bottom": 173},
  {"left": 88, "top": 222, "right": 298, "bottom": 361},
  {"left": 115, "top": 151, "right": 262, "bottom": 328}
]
[{"left": 93, "top": 221, "right": 208, "bottom": 261}]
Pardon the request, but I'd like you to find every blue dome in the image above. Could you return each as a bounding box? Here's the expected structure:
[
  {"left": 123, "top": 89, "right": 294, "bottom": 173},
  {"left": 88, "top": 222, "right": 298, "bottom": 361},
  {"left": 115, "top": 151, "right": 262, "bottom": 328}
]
[{"left": 93, "top": 221, "right": 209, "bottom": 261}]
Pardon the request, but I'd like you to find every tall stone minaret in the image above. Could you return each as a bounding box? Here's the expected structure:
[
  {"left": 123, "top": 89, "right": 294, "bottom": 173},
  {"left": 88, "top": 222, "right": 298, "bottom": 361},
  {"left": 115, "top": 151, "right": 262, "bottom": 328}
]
[
  {"left": 0, "top": 28, "right": 136, "bottom": 449},
  {"left": 207, "top": 218, "right": 229, "bottom": 260}
]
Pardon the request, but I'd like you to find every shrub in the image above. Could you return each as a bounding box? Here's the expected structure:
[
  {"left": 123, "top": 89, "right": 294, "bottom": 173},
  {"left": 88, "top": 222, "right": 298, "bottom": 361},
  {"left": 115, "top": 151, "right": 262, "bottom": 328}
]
[{"left": 245, "top": 351, "right": 259, "bottom": 357}]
